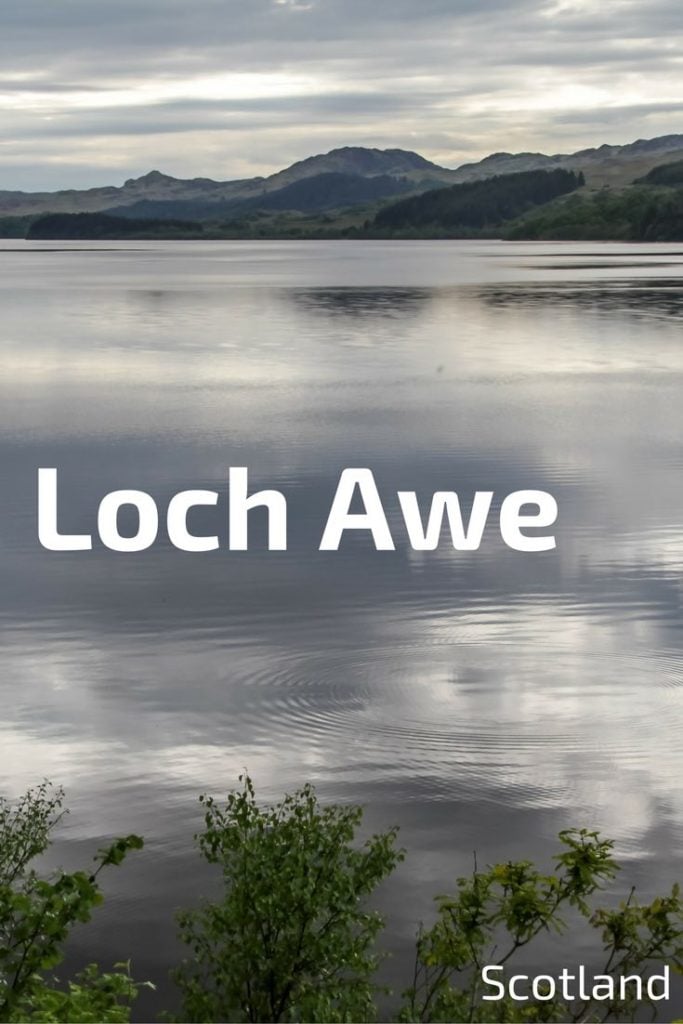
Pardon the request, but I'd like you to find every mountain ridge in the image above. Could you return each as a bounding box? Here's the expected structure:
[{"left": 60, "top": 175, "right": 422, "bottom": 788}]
[{"left": 2, "top": 134, "right": 683, "bottom": 218}]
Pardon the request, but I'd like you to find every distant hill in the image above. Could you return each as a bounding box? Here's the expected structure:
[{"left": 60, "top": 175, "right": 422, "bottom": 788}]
[
  {"left": 220, "top": 169, "right": 422, "bottom": 212},
  {"left": 374, "top": 168, "right": 584, "bottom": 233},
  {"left": 23, "top": 162, "right": 683, "bottom": 242},
  {"left": 3, "top": 134, "right": 683, "bottom": 221},
  {"left": 106, "top": 171, "right": 418, "bottom": 220},
  {"left": 447, "top": 134, "right": 683, "bottom": 188},
  {"left": 261, "top": 146, "right": 446, "bottom": 189},
  {"left": 0, "top": 147, "right": 453, "bottom": 219}
]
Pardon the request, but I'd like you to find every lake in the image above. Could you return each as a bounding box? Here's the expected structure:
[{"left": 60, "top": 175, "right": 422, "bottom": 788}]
[{"left": 1, "top": 239, "right": 682, "bottom": 1016}]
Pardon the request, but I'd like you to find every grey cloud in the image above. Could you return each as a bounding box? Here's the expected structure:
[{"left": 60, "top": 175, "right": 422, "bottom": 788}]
[
  {"left": 3, "top": 91, "right": 446, "bottom": 141},
  {"left": 552, "top": 101, "right": 683, "bottom": 125},
  {"left": 0, "top": 0, "right": 681, "bottom": 188}
]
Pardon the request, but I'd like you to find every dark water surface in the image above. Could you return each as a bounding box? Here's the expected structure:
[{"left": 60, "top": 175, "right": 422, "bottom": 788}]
[{"left": 1, "top": 239, "right": 682, "bottom": 1015}]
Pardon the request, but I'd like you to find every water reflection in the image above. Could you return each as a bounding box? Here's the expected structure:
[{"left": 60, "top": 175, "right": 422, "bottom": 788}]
[
  {"left": 288, "top": 286, "right": 431, "bottom": 321},
  {"left": 480, "top": 279, "right": 683, "bottom": 320},
  {"left": 0, "top": 240, "right": 682, "bottom": 1016}
]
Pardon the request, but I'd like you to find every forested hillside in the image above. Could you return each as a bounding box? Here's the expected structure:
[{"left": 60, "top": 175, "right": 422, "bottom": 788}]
[
  {"left": 635, "top": 160, "right": 683, "bottom": 187},
  {"left": 373, "top": 169, "right": 584, "bottom": 233},
  {"left": 506, "top": 186, "right": 683, "bottom": 241}
]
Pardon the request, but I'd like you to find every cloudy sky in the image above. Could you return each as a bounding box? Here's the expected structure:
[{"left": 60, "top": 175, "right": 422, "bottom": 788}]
[{"left": 1, "top": 0, "right": 681, "bottom": 190}]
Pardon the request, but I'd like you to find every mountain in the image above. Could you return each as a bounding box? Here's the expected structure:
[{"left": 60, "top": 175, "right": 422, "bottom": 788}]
[
  {"left": 447, "top": 134, "right": 683, "bottom": 187},
  {"left": 0, "top": 169, "right": 250, "bottom": 218},
  {"left": 104, "top": 171, "right": 421, "bottom": 221},
  {"left": 260, "top": 146, "right": 447, "bottom": 189},
  {"left": 2, "top": 135, "right": 683, "bottom": 220},
  {"left": 0, "top": 147, "right": 453, "bottom": 218}
]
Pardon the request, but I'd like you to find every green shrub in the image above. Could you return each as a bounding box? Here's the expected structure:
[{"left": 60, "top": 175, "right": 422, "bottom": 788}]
[
  {"left": 0, "top": 782, "right": 146, "bottom": 1023},
  {"left": 7, "top": 963, "right": 141, "bottom": 1023},
  {"left": 3, "top": 778, "right": 682, "bottom": 1023},
  {"left": 174, "top": 774, "right": 404, "bottom": 1022},
  {"left": 400, "top": 829, "right": 683, "bottom": 1022}
]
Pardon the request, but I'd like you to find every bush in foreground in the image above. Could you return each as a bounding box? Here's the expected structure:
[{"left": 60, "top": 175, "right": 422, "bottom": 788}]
[
  {"left": 173, "top": 775, "right": 403, "bottom": 1022},
  {"left": 0, "top": 782, "right": 147, "bottom": 1022},
  {"left": 400, "top": 830, "right": 682, "bottom": 1022},
  {"left": 1, "top": 779, "right": 682, "bottom": 1022}
]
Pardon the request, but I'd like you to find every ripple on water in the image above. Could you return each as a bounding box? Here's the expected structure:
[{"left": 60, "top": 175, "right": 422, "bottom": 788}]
[{"left": 213, "top": 644, "right": 683, "bottom": 784}]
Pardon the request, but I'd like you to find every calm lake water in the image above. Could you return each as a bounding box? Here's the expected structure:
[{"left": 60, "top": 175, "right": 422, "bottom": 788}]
[{"left": 1, "top": 239, "right": 682, "bottom": 1016}]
